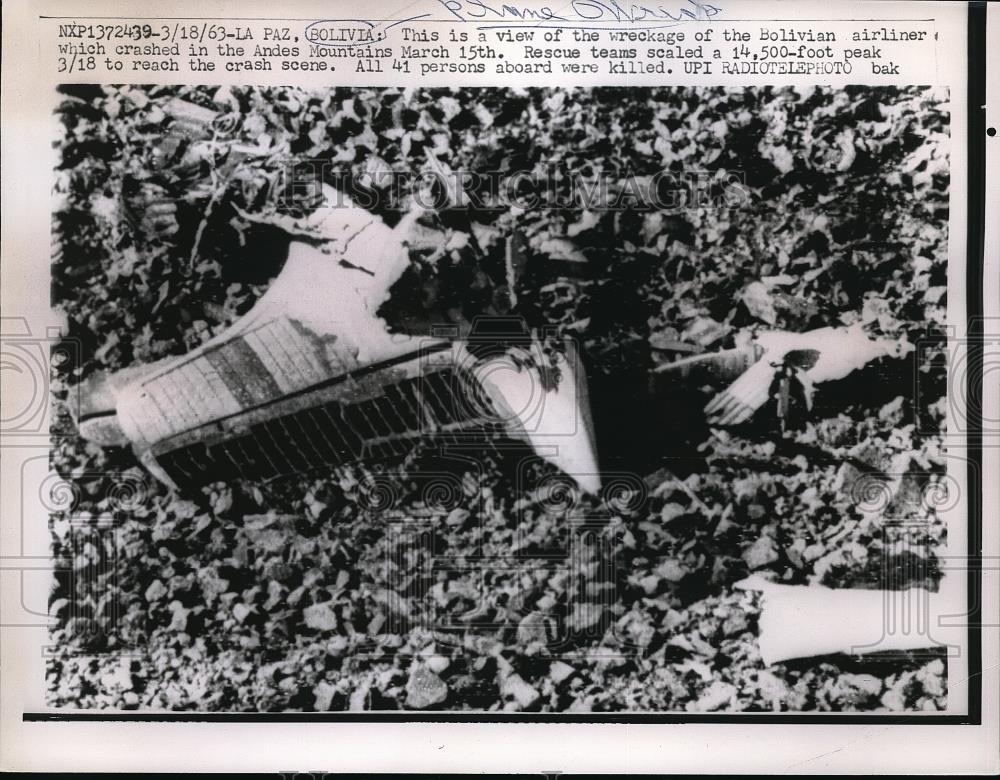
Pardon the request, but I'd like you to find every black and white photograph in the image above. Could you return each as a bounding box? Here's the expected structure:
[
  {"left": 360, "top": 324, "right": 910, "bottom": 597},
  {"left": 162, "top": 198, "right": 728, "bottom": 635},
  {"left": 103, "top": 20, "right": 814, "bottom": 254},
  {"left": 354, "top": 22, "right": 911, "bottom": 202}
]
[{"left": 42, "top": 82, "right": 959, "bottom": 714}]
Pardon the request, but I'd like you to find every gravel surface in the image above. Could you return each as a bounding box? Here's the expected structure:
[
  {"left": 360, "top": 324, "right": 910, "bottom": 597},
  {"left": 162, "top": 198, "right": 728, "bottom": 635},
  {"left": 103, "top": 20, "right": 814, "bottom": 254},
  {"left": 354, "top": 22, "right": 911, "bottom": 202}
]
[{"left": 47, "top": 84, "right": 949, "bottom": 711}]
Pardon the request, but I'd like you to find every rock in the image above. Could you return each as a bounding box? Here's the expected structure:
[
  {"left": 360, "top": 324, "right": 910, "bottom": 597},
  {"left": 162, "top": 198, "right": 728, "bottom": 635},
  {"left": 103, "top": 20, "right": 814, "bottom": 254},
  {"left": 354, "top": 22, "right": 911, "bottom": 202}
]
[
  {"left": 742, "top": 536, "right": 779, "bottom": 569},
  {"left": 649, "top": 329, "right": 682, "bottom": 352},
  {"left": 660, "top": 502, "right": 686, "bottom": 522},
  {"left": 682, "top": 316, "right": 728, "bottom": 347},
  {"left": 823, "top": 673, "right": 883, "bottom": 707},
  {"left": 656, "top": 558, "right": 688, "bottom": 582},
  {"left": 663, "top": 609, "right": 687, "bottom": 630},
  {"left": 233, "top": 603, "right": 252, "bottom": 623},
  {"left": 172, "top": 499, "right": 199, "bottom": 519},
  {"left": 567, "top": 602, "right": 606, "bottom": 633},
  {"left": 812, "top": 548, "right": 847, "bottom": 580},
  {"left": 425, "top": 654, "right": 450, "bottom": 674},
  {"left": 493, "top": 650, "right": 517, "bottom": 676},
  {"left": 668, "top": 634, "right": 695, "bottom": 653},
  {"left": 721, "top": 610, "right": 749, "bottom": 636},
  {"left": 326, "top": 637, "right": 348, "bottom": 657},
  {"left": 549, "top": 661, "right": 577, "bottom": 684},
  {"left": 313, "top": 680, "right": 337, "bottom": 711},
  {"left": 349, "top": 680, "right": 371, "bottom": 711},
  {"left": 881, "top": 672, "right": 916, "bottom": 712},
  {"left": 303, "top": 601, "right": 338, "bottom": 631},
  {"left": 687, "top": 681, "right": 737, "bottom": 712},
  {"left": 405, "top": 666, "right": 448, "bottom": 709},
  {"left": 741, "top": 281, "right": 778, "bottom": 325},
  {"left": 167, "top": 601, "right": 189, "bottom": 631},
  {"left": 445, "top": 508, "right": 470, "bottom": 527},
  {"left": 144, "top": 580, "right": 167, "bottom": 602},
  {"left": 99, "top": 660, "right": 133, "bottom": 691},
  {"left": 639, "top": 574, "right": 661, "bottom": 595},
  {"left": 517, "top": 611, "right": 555, "bottom": 644},
  {"left": 916, "top": 659, "right": 945, "bottom": 697},
  {"left": 755, "top": 670, "right": 789, "bottom": 704},
  {"left": 243, "top": 513, "right": 295, "bottom": 553},
  {"left": 674, "top": 659, "right": 714, "bottom": 683},
  {"left": 844, "top": 673, "right": 883, "bottom": 698},
  {"left": 537, "top": 236, "right": 587, "bottom": 264},
  {"left": 588, "top": 646, "right": 629, "bottom": 669},
  {"left": 502, "top": 673, "right": 540, "bottom": 709},
  {"left": 785, "top": 538, "right": 807, "bottom": 567},
  {"left": 264, "top": 561, "right": 293, "bottom": 581},
  {"left": 880, "top": 687, "right": 906, "bottom": 711},
  {"left": 246, "top": 529, "right": 286, "bottom": 553}
]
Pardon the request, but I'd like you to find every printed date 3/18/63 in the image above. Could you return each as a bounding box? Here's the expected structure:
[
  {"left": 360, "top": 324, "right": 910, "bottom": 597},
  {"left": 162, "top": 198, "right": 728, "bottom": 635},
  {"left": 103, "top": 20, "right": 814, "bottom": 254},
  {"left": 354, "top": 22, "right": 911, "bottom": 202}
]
[{"left": 56, "top": 22, "right": 294, "bottom": 44}]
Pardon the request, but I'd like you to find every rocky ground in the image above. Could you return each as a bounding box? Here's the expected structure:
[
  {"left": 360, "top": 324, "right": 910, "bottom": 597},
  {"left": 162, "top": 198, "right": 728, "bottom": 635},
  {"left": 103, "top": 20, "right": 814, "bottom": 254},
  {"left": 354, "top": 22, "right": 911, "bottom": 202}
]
[{"left": 47, "top": 84, "right": 950, "bottom": 711}]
